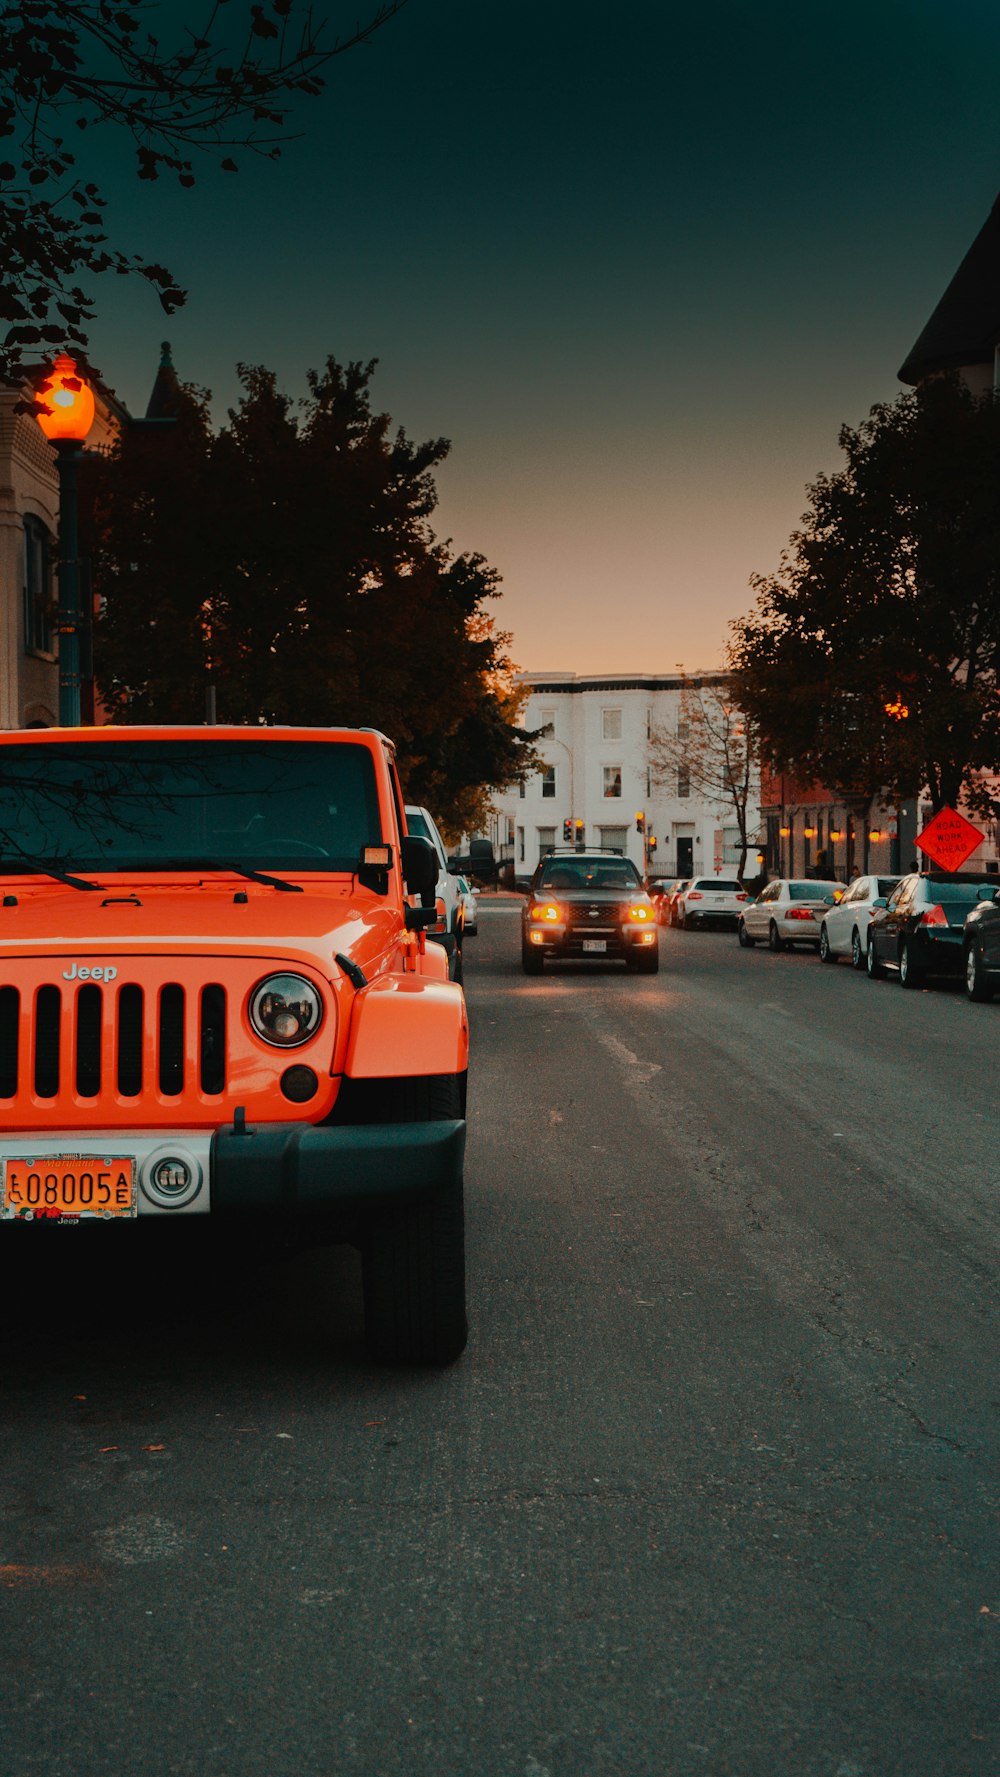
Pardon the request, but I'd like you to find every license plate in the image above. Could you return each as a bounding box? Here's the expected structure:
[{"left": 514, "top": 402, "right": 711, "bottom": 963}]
[
  {"left": 2, "top": 1156, "right": 136, "bottom": 1221},
  {"left": 582, "top": 939, "right": 607, "bottom": 953}
]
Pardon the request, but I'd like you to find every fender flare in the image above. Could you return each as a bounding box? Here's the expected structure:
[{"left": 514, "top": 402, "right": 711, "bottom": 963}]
[{"left": 344, "top": 972, "right": 469, "bottom": 1079}]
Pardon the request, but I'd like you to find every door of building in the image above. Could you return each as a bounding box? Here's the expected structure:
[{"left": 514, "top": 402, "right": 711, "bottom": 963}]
[{"left": 677, "top": 835, "right": 694, "bottom": 876}]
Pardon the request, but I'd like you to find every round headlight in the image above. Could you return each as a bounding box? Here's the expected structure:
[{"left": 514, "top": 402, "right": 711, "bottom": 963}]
[{"left": 249, "top": 973, "right": 323, "bottom": 1048}]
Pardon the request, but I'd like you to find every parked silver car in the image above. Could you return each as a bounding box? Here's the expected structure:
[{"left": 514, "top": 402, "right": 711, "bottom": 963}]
[
  {"left": 818, "top": 874, "right": 900, "bottom": 969},
  {"left": 738, "top": 878, "right": 842, "bottom": 952}
]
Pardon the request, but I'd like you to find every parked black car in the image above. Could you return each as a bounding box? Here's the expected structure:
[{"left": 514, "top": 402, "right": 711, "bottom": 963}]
[
  {"left": 521, "top": 850, "right": 658, "bottom": 974},
  {"left": 963, "top": 887, "right": 1000, "bottom": 1001},
  {"left": 866, "top": 871, "right": 999, "bottom": 988}
]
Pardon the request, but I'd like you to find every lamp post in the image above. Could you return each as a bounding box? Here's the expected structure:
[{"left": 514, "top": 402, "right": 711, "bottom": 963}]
[{"left": 35, "top": 354, "right": 95, "bottom": 727}]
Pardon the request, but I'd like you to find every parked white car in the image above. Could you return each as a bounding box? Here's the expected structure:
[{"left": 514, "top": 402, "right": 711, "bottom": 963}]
[
  {"left": 818, "top": 873, "right": 901, "bottom": 969},
  {"left": 676, "top": 875, "right": 750, "bottom": 929},
  {"left": 738, "top": 878, "right": 842, "bottom": 952},
  {"left": 456, "top": 874, "right": 478, "bottom": 936},
  {"left": 405, "top": 804, "right": 465, "bottom": 972}
]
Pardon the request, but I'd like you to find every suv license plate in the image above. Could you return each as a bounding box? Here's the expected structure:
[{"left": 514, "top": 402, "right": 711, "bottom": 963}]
[
  {"left": 582, "top": 939, "right": 607, "bottom": 953},
  {"left": 2, "top": 1156, "right": 136, "bottom": 1220}
]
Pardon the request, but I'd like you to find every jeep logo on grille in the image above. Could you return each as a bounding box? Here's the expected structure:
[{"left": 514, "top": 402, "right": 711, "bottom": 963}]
[{"left": 62, "top": 963, "right": 118, "bottom": 982}]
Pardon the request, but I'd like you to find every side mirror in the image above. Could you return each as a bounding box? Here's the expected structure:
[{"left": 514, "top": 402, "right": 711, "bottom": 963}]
[
  {"left": 871, "top": 897, "right": 888, "bottom": 910},
  {"left": 446, "top": 859, "right": 462, "bottom": 875},
  {"left": 976, "top": 884, "right": 998, "bottom": 901},
  {"left": 401, "top": 834, "right": 438, "bottom": 905}
]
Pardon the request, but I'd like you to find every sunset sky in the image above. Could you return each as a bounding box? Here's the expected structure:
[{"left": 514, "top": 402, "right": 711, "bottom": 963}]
[{"left": 85, "top": 0, "right": 1000, "bottom": 677}]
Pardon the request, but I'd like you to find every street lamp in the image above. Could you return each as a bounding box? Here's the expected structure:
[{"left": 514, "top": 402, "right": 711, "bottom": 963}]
[{"left": 35, "top": 354, "right": 95, "bottom": 726}]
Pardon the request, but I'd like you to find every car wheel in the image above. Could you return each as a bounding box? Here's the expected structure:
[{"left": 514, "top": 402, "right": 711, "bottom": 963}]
[
  {"left": 768, "top": 921, "right": 786, "bottom": 953},
  {"left": 866, "top": 938, "right": 885, "bottom": 980},
  {"left": 362, "top": 1075, "right": 467, "bottom": 1367},
  {"left": 682, "top": 913, "right": 694, "bottom": 930},
  {"left": 898, "top": 939, "right": 924, "bottom": 989},
  {"left": 850, "top": 928, "right": 864, "bottom": 971},
  {"left": 965, "top": 942, "right": 994, "bottom": 1003},
  {"left": 818, "top": 925, "right": 836, "bottom": 964},
  {"left": 521, "top": 938, "right": 544, "bottom": 974},
  {"left": 737, "top": 918, "right": 756, "bottom": 948}
]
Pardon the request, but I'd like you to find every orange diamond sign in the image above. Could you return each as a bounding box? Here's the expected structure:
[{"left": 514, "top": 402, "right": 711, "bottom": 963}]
[{"left": 915, "top": 806, "right": 984, "bottom": 873}]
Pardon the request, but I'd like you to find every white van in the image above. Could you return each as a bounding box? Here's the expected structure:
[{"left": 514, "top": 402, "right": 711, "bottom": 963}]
[{"left": 405, "top": 804, "right": 465, "bottom": 977}]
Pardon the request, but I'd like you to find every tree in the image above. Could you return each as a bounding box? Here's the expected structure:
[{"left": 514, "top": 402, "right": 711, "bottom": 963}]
[
  {"left": 0, "top": 0, "right": 406, "bottom": 382},
  {"left": 728, "top": 377, "right": 1000, "bottom": 821},
  {"left": 82, "top": 355, "right": 536, "bottom": 836},
  {"left": 648, "top": 677, "right": 761, "bottom": 881}
]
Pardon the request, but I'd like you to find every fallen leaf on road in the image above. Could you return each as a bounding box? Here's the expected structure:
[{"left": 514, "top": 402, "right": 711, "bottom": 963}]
[
  {"left": 98, "top": 1446, "right": 119, "bottom": 1454},
  {"left": 141, "top": 1444, "right": 165, "bottom": 1452}
]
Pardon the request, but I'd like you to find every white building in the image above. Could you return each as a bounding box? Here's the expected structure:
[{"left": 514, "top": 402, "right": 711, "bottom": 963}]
[{"left": 494, "top": 671, "right": 762, "bottom": 885}]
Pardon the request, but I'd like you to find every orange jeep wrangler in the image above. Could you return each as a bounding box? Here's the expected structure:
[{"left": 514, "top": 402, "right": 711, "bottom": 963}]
[{"left": 0, "top": 726, "right": 469, "bottom": 1365}]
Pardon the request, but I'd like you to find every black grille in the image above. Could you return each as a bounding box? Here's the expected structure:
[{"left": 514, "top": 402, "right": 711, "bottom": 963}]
[
  {"left": 34, "top": 985, "right": 61, "bottom": 1098},
  {"left": 0, "top": 986, "right": 18, "bottom": 1097},
  {"left": 158, "top": 985, "right": 185, "bottom": 1097},
  {"left": 117, "top": 984, "right": 143, "bottom": 1097},
  {"left": 75, "top": 984, "right": 102, "bottom": 1097}
]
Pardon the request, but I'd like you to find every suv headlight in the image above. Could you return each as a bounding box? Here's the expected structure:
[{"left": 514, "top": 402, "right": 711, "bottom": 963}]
[{"left": 249, "top": 974, "right": 323, "bottom": 1047}]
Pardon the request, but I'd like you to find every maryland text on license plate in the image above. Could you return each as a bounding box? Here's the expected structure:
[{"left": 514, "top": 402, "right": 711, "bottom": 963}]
[{"left": 3, "top": 1157, "right": 136, "bottom": 1220}]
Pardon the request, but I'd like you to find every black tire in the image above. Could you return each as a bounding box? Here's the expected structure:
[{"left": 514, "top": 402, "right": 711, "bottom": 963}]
[
  {"left": 633, "top": 946, "right": 659, "bottom": 974},
  {"left": 682, "top": 914, "right": 694, "bottom": 931},
  {"left": 362, "top": 1073, "right": 468, "bottom": 1367},
  {"left": 450, "top": 945, "right": 464, "bottom": 986},
  {"left": 850, "top": 928, "right": 865, "bottom": 971},
  {"left": 818, "top": 924, "right": 836, "bottom": 964},
  {"left": 521, "top": 938, "right": 544, "bottom": 974},
  {"left": 965, "top": 944, "right": 994, "bottom": 1003},
  {"left": 898, "top": 939, "right": 923, "bottom": 989},
  {"left": 866, "top": 937, "right": 885, "bottom": 979},
  {"left": 737, "top": 918, "right": 755, "bottom": 948},
  {"left": 768, "top": 921, "right": 786, "bottom": 953}
]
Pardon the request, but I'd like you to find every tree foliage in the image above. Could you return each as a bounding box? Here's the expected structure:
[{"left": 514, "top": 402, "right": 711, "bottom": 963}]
[
  {"left": 81, "top": 355, "right": 535, "bottom": 837},
  {"left": 728, "top": 378, "right": 1000, "bottom": 818},
  {"left": 648, "top": 678, "right": 760, "bottom": 881},
  {"left": 0, "top": 0, "right": 406, "bottom": 381}
]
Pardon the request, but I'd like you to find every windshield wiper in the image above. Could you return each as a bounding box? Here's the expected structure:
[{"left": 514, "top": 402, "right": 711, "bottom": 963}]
[
  {"left": 219, "top": 863, "right": 303, "bottom": 894},
  {"left": 2, "top": 857, "right": 102, "bottom": 891}
]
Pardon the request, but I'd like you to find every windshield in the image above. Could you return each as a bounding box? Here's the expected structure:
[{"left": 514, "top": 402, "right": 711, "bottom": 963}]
[
  {"left": 692, "top": 879, "right": 741, "bottom": 891},
  {"left": 0, "top": 740, "right": 382, "bottom": 874},
  {"left": 789, "top": 881, "right": 840, "bottom": 900},
  {"left": 539, "top": 856, "right": 642, "bottom": 890}
]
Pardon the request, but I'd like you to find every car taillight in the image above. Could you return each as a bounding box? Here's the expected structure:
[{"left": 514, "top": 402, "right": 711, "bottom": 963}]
[
  {"left": 687, "top": 892, "right": 704, "bottom": 901},
  {"left": 919, "top": 904, "right": 948, "bottom": 927},
  {"left": 785, "top": 907, "right": 815, "bottom": 921},
  {"left": 736, "top": 892, "right": 748, "bottom": 901}
]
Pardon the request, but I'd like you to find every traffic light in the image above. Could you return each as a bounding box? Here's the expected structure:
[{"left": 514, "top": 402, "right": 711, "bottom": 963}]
[
  {"left": 574, "top": 819, "right": 585, "bottom": 838},
  {"left": 635, "top": 811, "right": 645, "bottom": 834},
  {"left": 562, "top": 819, "right": 572, "bottom": 843},
  {"left": 648, "top": 836, "right": 657, "bottom": 854}
]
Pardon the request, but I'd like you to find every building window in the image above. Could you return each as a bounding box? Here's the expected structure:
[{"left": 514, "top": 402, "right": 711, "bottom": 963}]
[
  {"left": 539, "top": 708, "right": 555, "bottom": 736},
  {"left": 23, "top": 515, "right": 52, "bottom": 654},
  {"left": 723, "top": 827, "right": 743, "bottom": 863},
  {"left": 518, "top": 826, "right": 524, "bottom": 861},
  {"left": 600, "top": 826, "right": 628, "bottom": 853},
  {"left": 537, "top": 826, "right": 556, "bottom": 857},
  {"left": 540, "top": 765, "right": 556, "bottom": 799},
  {"left": 603, "top": 765, "right": 622, "bottom": 798},
  {"left": 677, "top": 763, "right": 690, "bottom": 797},
  {"left": 519, "top": 779, "right": 525, "bottom": 799},
  {"left": 602, "top": 708, "right": 622, "bottom": 741}
]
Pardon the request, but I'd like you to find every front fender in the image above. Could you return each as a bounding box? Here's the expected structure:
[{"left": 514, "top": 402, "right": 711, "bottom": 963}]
[{"left": 344, "top": 973, "right": 469, "bottom": 1079}]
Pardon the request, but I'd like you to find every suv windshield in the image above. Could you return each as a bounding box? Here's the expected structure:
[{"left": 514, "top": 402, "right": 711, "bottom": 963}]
[
  {"left": 691, "top": 879, "right": 741, "bottom": 891},
  {"left": 0, "top": 740, "right": 382, "bottom": 874},
  {"left": 539, "top": 856, "right": 642, "bottom": 890},
  {"left": 921, "top": 877, "right": 997, "bottom": 903},
  {"left": 789, "top": 881, "right": 839, "bottom": 900}
]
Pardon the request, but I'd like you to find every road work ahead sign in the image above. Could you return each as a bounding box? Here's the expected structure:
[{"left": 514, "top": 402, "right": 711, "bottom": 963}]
[{"left": 915, "top": 807, "right": 984, "bottom": 873}]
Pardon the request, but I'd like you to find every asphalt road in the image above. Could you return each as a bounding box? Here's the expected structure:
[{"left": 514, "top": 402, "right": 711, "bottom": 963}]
[{"left": 2, "top": 905, "right": 998, "bottom": 1777}]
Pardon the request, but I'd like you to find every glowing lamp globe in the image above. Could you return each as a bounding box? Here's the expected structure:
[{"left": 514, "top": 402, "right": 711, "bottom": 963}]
[{"left": 36, "top": 354, "right": 95, "bottom": 443}]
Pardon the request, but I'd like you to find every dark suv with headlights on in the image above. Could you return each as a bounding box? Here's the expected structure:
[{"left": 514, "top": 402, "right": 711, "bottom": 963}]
[
  {"left": 521, "top": 851, "right": 658, "bottom": 974},
  {"left": 867, "top": 870, "right": 1000, "bottom": 989}
]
